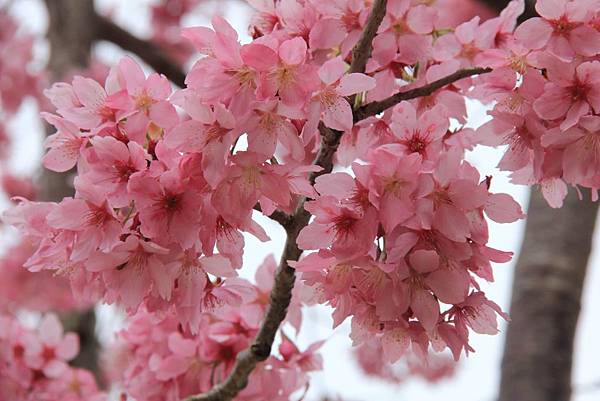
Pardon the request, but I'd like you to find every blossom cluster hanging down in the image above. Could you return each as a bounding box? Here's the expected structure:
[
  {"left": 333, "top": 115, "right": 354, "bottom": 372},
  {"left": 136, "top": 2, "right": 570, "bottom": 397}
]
[
  {"left": 107, "top": 258, "right": 318, "bottom": 401},
  {"left": 4, "top": 0, "right": 600, "bottom": 399}
]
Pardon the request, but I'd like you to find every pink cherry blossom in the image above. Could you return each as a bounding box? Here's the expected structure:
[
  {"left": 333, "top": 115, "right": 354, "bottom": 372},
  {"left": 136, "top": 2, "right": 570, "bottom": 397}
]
[
  {"left": 24, "top": 314, "right": 79, "bottom": 378},
  {"left": 514, "top": 0, "right": 600, "bottom": 60},
  {"left": 533, "top": 59, "right": 600, "bottom": 130},
  {"left": 42, "top": 114, "right": 88, "bottom": 172},
  {"left": 305, "top": 56, "right": 376, "bottom": 132}
]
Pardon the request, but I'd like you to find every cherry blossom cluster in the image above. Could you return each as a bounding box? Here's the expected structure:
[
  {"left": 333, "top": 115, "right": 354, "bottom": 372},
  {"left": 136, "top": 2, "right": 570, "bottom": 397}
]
[
  {"left": 295, "top": 142, "right": 519, "bottom": 362},
  {"left": 108, "top": 302, "right": 320, "bottom": 401},
  {"left": 0, "top": 313, "right": 105, "bottom": 401},
  {"left": 5, "top": 0, "right": 595, "bottom": 397},
  {"left": 474, "top": 0, "right": 600, "bottom": 207}
]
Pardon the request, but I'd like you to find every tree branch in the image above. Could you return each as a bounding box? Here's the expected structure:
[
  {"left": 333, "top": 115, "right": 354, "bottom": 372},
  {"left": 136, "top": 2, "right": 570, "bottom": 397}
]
[
  {"left": 348, "top": 0, "right": 387, "bottom": 74},
  {"left": 94, "top": 15, "right": 186, "bottom": 87},
  {"left": 184, "top": 125, "right": 342, "bottom": 401},
  {"left": 353, "top": 67, "right": 491, "bottom": 122},
  {"left": 182, "top": 3, "right": 385, "bottom": 400}
]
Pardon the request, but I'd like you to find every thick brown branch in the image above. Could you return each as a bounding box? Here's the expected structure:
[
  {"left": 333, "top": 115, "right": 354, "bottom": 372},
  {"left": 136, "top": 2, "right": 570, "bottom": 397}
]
[
  {"left": 94, "top": 15, "right": 186, "bottom": 87},
  {"left": 353, "top": 67, "right": 491, "bottom": 122},
  {"left": 348, "top": 0, "right": 388, "bottom": 74}
]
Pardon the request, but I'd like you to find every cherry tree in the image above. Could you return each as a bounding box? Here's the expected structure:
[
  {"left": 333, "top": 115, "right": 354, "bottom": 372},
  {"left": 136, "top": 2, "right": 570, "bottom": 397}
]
[{"left": 1, "top": 0, "right": 599, "bottom": 400}]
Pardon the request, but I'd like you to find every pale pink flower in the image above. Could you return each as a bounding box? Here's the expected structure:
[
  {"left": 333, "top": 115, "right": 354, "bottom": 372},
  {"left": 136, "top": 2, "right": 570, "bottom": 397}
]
[
  {"left": 128, "top": 169, "right": 202, "bottom": 248},
  {"left": 42, "top": 113, "right": 88, "bottom": 172},
  {"left": 252, "top": 37, "right": 319, "bottom": 106},
  {"left": 114, "top": 56, "right": 178, "bottom": 129},
  {"left": 82, "top": 135, "right": 149, "bottom": 208},
  {"left": 46, "top": 178, "right": 123, "bottom": 261},
  {"left": 372, "top": 1, "right": 437, "bottom": 66},
  {"left": 533, "top": 59, "right": 600, "bottom": 130},
  {"left": 305, "top": 56, "right": 376, "bottom": 132},
  {"left": 24, "top": 314, "right": 79, "bottom": 378},
  {"left": 514, "top": 0, "right": 600, "bottom": 60}
]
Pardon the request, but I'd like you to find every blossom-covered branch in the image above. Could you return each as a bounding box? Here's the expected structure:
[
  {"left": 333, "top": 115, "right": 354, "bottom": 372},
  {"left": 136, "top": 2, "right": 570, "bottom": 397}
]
[
  {"left": 7, "top": 0, "right": 599, "bottom": 400},
  {"left": 353, "top": 67, "right": 492, "bottom": 122},
  {"left": 182, "top": 1, "right": 389, "bottom": 399}
]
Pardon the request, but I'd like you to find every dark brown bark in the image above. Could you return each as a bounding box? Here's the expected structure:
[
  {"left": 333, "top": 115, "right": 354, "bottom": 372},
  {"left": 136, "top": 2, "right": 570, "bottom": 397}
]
[
  {"left": 499, "top": 190, "right": 599, "bottom": 401},
  {"left": 42, "top": 0, "right": 101, "bottom": 384}
]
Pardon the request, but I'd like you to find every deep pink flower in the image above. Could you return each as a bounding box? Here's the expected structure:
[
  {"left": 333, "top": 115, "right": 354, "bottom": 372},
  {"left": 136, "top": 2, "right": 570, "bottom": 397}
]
[
  {"left": 533, "top": 59, "right": 600, "bottom": 130},
  {"left": 128, "top": 169, "right": 202, "bottom": 248}
]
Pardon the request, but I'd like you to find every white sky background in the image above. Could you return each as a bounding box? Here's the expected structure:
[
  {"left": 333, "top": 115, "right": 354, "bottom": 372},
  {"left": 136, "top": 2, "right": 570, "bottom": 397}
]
[{"left": 3, "top": 0, "right": 600, "bottom": 400}]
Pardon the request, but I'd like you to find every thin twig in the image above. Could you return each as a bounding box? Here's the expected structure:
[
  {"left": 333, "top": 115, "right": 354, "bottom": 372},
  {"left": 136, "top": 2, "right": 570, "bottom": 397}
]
[
  {"left": 94, "top": 14, "right": 186, "bottom": 87},
  {"left": 348, "top": 0, "right": 388, "bottom": 74},
  {"left": 353, "top": 67, "right": 492, "bottom": 122}
]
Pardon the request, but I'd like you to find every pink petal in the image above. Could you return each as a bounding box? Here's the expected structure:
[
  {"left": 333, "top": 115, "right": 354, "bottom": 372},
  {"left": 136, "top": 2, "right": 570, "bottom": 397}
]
[
  {"left": 155, "top": 355, "right": 191, "bottom": 380},
  {"left": 514, "top": 17, "right": 552, "bottom": 49},
  {"left": 200, "top": 255, "right": 236, "bottom": 277},
  {"left": 72, "top": 76, "right": 106, "bottom": 111},
  {"left": 309, "top": 18, "right": 346, "bottom": 49},
  {"left": 149, "top": 101, "right": 179, "bottom": 129},
  {"left": 484, "top": 193, "right": 525, "bottom": 223},
  {"left": 336, "top": 73, "right": 376, "bottom": 97},
  {"left": 535, "top": 0, "right": 565, "bottom": 19},
  {"left": 43, "top": 359, "right": 68, "bottom": 378},
  {"left": 322, "top": 96, "right": 353, "bottom": 131},
  {"left": 433, "top": 204, "right": 470, "bottom": 242},
  {"left": 168, "top": 332, "right": 197, "bottom": 357},
  {"left": 425, "top": 267, "right": 469, "bottom": 304},
  {"left": 411, "top": 288, "right": 440, "bottom": 332},
  {"left": 279, "top": 37, "right": 307, "bottom": 65},
  {"left": 318, "top": 57, "right": 347, "bottom": 86},
  {"left": 570, "top": 26, "right": 600, "bottom": 57},
  {"left": 241, "top": 43, "right": 278, "bottom": 71},
  {"left": 297, "top": 223, "right": 335, "bottom": 250},
  {"left": 533, "top": 85, "right": 572, "bottom": 120},
  {"left": 409, "top": 249, "right": 440, "bottom": 273},
  {"left": 540, "top": 178, "right": 568, "bottom": 208}
]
